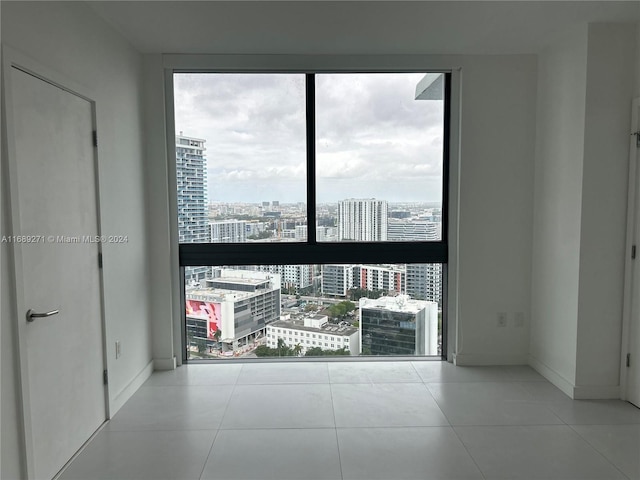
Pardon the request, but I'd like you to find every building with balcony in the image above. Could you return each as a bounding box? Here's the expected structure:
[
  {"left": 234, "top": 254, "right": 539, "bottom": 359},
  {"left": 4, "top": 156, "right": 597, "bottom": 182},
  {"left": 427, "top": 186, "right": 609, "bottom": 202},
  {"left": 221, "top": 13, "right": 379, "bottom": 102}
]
[
  {"left": 210, "top": 219, "right": 247, "bottom": 243},
  {"left": 356, "top": 264, "right": 405, "bottom": 294},
  {"left": 338, "top": 198, "right": 388, "bottom": 241},
  {"left": 387, "top": 219, "right": 440, "bottom": 241},
  {"left": 241, "top": 264, "right": 313, "bottom": 291},
  {"left": 321, "top": 264, "right": 356, "bottom": 296},
  {"left": 176, "top": 133, "right": 209, "bottom": 282}
]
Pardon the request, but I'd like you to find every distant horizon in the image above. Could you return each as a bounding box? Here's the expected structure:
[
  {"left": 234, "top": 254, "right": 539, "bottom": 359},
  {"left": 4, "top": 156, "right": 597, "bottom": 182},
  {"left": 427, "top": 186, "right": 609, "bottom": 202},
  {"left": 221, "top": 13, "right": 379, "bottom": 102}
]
[{"left": 207, "top": 200, "right": 442, "bottom": 207}]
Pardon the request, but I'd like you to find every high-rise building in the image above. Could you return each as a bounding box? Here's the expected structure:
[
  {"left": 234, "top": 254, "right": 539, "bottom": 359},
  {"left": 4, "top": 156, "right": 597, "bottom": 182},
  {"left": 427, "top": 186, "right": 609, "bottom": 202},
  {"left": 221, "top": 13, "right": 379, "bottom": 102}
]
[
  {"left": 338, "top": 198, "right": 388, "bottom": 241},
  {"left": 176, "top": 133, "right": 208, "bottom": 243},
  {"left": 356, "top": 264, "right": 405, "bottom": 294},
  {"left": 295, "top": 225, "right": 307, "bottom": 241},
  {"left": 387, "top": 220, "right": 440, "bottom": 241},
  {"left": 406, "top": 263, "right": 442, "bottom": 306},
  {"left": 242, "top": 264, "right": 313, "bottom": 290},
  {"left": 321, "top": 264, "right": 356, "bottom": 296},
  {"left": 359, "top": 295, "right": 438, "bottom": 356},
  {"left": 185, "top": 269, "right": 281, "bottom": 354},
  {"left": 176, "top": 133, "right": 209, "bottom": 282},
  {"left": 210, "top": 219, "right": 246, "bottom": 243},
  {"left": 386, "top": 220, "right": 442, "bottom": 306}
]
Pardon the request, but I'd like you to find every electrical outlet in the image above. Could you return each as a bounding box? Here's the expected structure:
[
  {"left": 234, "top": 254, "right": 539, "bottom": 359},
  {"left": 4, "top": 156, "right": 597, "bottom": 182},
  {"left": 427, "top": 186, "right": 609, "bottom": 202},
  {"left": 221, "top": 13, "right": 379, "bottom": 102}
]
[
  {"left": 115, "top": 341, "right": 121, "bottom": 359},
  {"left": 514, "top": 312, "right": 525, "bottom": 327},
  {"left": 497, "top": 312, "right": 507, "bottom": 327}
]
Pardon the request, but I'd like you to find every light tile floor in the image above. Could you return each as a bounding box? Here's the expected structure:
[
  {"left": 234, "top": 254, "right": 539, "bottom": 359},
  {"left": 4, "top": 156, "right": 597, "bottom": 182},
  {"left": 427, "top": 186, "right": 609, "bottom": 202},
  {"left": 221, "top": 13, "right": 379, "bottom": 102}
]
[{"left": 59, "top": 362, "right": 640, "bottom": 480}]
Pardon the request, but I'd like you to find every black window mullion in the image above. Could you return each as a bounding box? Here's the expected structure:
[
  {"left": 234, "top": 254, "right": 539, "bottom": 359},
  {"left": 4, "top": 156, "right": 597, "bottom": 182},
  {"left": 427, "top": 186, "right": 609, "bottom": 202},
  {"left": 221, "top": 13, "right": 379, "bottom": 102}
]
[
  {"left": 305, "top": 73, "right": 317, "bottom": 244},
  {"left": 442, "top": 72, "right": 452, "bottom": 244}
]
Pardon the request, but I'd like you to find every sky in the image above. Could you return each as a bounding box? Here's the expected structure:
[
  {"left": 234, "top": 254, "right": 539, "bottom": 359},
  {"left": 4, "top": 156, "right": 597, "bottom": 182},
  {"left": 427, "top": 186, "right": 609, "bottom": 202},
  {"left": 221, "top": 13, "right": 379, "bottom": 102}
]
[{"left": 174, "top": 73, "right": 444, "bottom": 204}]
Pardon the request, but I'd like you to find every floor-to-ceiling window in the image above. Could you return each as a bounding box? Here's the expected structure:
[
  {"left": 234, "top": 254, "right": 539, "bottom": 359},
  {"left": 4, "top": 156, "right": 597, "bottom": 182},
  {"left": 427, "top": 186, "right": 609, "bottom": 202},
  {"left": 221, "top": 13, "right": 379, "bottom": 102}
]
[{"left": 172, "top": 72, "right": 450, "bottom": 360}]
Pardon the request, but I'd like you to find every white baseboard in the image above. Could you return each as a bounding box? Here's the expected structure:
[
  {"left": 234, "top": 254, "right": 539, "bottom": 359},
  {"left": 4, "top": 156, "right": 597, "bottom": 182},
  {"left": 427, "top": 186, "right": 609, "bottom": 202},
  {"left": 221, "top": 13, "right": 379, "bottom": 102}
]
[
  {"left": 528, "top": 355, "right": 621, "bottom": 400},
  {"left": 109, "top": 359, "right": 154, "bottom": 416},
  {"left": 453, "top": 353, "right": 528, "bottom": 366},
  {"left": 572, "top": 385, "right": 620, "bottom": 400},
  {"left": 529, "top": 356, "right": 621, "bottom": 400},
  {"left": 528, "top": 355, "right": 575, "bottom": 398},
  {"left": 153, "top": 356, "right": 177, "bottom": 371}
]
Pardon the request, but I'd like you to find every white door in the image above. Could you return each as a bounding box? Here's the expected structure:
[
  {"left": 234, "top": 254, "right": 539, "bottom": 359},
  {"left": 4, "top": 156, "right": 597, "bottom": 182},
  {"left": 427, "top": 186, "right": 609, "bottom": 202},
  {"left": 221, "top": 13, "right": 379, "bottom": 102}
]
[
  {"left": 7, "top": 66, "right": 106, "bottom": 479},
  {"left": 627, "top": 98, "right": 640, "bottom": 408}
]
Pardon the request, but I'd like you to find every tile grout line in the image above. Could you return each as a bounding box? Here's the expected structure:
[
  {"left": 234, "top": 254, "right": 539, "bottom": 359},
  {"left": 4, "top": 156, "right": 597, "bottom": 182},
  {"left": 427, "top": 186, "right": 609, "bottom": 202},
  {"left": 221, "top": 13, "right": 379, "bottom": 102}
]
[
  {"left": 197, "top": 365, "right": 243, "bottom": 480},
  {"left": 565, "top": 423, "right": 633, "bottom": 480},
  {"left": 419, "top": 378, "right": 489, "bottom": 479},
  {"left": 409, "top": 360, "right": 427, "bottom": 384},
  {"left": 328, "top": 364, "right": 345, "bottom": 480},
  {"left": 516, "top": 381, "right": 569, "bottom": 426},
  {"left": 448, "top": 425, "right": 488, "bottom": 480}
]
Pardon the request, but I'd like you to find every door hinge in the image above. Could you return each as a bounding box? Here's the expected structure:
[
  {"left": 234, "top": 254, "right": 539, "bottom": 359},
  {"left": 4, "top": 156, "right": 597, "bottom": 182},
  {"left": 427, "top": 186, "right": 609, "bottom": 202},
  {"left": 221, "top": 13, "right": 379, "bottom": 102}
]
[
  {"left": 98, "top": 252, "right": 103, "bottom": 269},
  {"left": 103, "top": 369, "right": 108, "bottom": 385},
  {"left": 627, "top": 353, "right": 631, "bottom": 368},
  {"left": 633, "top": 246, "right": 637, "bottom": 260},
  {"left": 92, "top": 130, "right": 98, "bottom": 148}
]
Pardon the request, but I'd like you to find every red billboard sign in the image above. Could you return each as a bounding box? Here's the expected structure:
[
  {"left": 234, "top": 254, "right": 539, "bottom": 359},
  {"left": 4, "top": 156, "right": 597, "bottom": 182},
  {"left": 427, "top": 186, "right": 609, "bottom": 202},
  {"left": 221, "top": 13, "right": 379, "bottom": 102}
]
[{"left": 186, "top": 300, "right": 221, "bottom": 339}]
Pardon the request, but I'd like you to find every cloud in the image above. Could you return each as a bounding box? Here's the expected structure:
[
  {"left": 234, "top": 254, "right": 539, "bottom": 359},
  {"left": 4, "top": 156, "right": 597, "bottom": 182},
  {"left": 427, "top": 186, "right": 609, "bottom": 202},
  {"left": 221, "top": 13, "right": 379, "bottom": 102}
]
[{"left": 174, "top": 72, "right": 444, "bottom": 203}]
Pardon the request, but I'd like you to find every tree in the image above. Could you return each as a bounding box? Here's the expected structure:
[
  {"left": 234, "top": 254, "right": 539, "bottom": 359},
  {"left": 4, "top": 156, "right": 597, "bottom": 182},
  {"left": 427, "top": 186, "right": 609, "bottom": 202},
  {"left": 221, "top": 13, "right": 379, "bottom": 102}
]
[
  {"left": 328, "top": 301, "right": 356, "bottom": 320},
  {"left": 305, "top": 346, "right": 350, "bottom": 357},
  {"left": 277, "top": 338, "right": 293, "bottom": 357},
  {"left": 293, "top": 343, "right": 303, "bottom": 356},
  {"left": 195, "top": 338, "right": 207, "bottom": 355},
  {"left": 213, "top": 329, "right": 221, "bottom": 351},
  {"left": 255, "top": 345, "right": 277, "bottom": 357},
  {"left": 348, "top": 288, "right": 384, "bottom": 301},
  {"left": 247, "top": 230, "right": 271, "bottom": 240},
  {"left": 304, "top": 347, "right": 324, "bottom": 357}
]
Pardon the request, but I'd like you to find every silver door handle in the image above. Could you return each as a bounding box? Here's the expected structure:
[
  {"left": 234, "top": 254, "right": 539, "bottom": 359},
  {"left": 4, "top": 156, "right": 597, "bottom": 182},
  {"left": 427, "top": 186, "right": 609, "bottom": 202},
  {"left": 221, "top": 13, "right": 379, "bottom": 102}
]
[{"left": 26, "top": 309, "right": 59, "bottom": 322}]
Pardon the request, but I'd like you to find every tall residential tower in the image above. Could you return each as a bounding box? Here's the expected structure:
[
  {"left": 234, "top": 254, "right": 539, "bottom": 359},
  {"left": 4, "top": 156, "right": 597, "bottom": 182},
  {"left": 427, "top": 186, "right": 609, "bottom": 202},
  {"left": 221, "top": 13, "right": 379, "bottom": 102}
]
[
  {"left": 338, "top": 198, "right": 388, "bottom": 241},
  {"left": 176, "top": 133, "right": 209, "bottom": 281}
]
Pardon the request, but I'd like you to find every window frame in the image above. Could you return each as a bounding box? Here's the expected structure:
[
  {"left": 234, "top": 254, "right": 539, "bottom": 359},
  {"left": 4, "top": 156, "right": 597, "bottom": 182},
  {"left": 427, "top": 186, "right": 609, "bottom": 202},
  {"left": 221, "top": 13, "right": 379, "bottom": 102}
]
[{"left": 167, "top": 66, "right": 452, "bottom": 362}]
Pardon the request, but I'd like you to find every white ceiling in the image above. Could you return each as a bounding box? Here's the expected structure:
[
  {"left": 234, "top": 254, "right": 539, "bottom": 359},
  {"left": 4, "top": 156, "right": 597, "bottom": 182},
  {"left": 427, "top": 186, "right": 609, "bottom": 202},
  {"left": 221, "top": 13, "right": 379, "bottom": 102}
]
[{"left": 89, "top": 1, "right": 640, "bottom": 55}]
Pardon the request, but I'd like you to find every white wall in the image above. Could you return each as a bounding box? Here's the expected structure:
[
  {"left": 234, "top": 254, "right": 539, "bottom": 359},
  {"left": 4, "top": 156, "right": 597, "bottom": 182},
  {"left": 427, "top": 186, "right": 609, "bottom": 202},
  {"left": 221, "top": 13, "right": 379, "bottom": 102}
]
[
  {"left": 142, "top": 55, "right": 180, "bottom": 370},
  {"left": 151, "top": 53, "right": 537, "bottom": 367},
  {"left": 575, "top": 24, "right": 637, "bottom": 394},
  {"left": 1, "top": 3, "right": 152, "bottom": 477},
  {"left": 530, "top": 25, "right": 588, "bottom": 393},
  {"left": 531, "top": 23, "right": 638, "bottom": 398},
  {"left": 453, "top": 55, "right": 537, "bottom": 365}
]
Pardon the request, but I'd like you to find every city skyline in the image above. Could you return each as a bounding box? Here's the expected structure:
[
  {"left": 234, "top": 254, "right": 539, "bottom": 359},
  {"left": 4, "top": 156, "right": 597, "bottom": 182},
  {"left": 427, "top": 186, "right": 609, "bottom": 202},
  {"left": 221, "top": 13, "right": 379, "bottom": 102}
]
[{"left": 174, "top": 73, "right": 444, "bottom": 204}]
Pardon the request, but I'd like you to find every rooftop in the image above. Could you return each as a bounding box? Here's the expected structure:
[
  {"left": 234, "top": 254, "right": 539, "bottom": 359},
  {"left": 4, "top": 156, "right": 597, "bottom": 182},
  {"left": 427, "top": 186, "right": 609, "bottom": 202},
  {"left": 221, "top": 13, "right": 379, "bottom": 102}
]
[
  {"left": 270, "top": 319, "right": 357, "bottom": 337},
  {"left": 186, "top": 282, "right": 277, "bottom": 302},
  {"left": 360, "top": 295, "right": 432, "bottom": 314}
]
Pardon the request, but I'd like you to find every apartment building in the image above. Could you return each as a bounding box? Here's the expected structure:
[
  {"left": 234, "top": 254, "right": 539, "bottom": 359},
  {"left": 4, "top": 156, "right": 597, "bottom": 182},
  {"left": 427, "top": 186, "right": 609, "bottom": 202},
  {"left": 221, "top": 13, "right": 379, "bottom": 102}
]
[
  {"left": 359, "top": 295, "right": 438, "bottom": 356},
  {"left": 266, "top": 315, "right": 359, "bottom": 356},
  {"left": 337, "top": 198, "right": 388, "bottom": 241}
]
